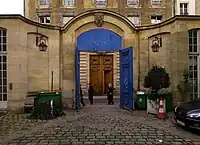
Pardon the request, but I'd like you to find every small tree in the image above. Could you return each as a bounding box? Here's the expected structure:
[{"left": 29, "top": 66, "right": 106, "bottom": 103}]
[{"left": 144, "top": 65, "right": 170, "bottom": 100}]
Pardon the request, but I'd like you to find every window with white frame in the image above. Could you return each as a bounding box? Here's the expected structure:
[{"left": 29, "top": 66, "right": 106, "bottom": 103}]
[
  {"left": 189, "top": 30, "right": 199, "bottom": 100},
  {"left": 40, "top": 0, "right": 49, "bottom": 5},
  {"left": 39, "top": 16, "right": 51, "bottom": 24},
  {"left": 95, "top": 0, "right": 107, "bottom": 7},
  {"left": 0, "top": 29, "right": 7, "bottom": 102},
  {"left": 151, "top": 15, "right": 162, "bottom": 24},
  {"left": 180, "top": 3, "right": 188, "bottom": 15},
  {"left": 64, "top": 0, "right": 75, "bottom": 6},
  {"left": 63, "top": 16, "right": 73, "bottom": 24},
  {"left": 152, "top": 0, "right": 162, "bottom": 5},
  {"left": 127, "top": 16, "right": 140, "bottom": 26},
  {"left": 127, "top": 0, "right": 139, "bottom": 6}
]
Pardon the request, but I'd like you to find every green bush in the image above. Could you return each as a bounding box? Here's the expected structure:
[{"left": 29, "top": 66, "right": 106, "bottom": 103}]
[{"left": 144, "top": 65, "right": 170, "bottom": 101}]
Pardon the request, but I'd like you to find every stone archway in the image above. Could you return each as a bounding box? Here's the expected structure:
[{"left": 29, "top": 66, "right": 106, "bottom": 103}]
[{"left": 61, "top": 9, "right": 138, "bottom": 99}]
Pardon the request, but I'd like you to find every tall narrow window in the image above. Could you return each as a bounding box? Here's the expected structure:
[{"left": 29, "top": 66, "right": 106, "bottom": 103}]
[
  {"left": 151, "top": 15, "right": 162, "bottom": 24},
  {"left": 95, "top": 0, "right": 107, "bottom": 7},
  {"left": 189, "top": 30, "right": 199, "bottom": 100},
  {"left": 39, "top": 16, "right": 51, "bottom": 24},
  {"left": 40, "top": 0, "right": 49, "bottom": 5},
  {"left": 127, "top": 0, "right": 139, "bottom": 6},
  {"left": 152, "top": 0, "right": 162, "bottom": 5},
  {"left": 64, "top": 0, "right": 75, "bottom": 6},
  {"left": 0, "top": 29, "right": 7, "bottom": 105},
  {"left": 180, "top": 3, "right": 188, "bottom": 15}
]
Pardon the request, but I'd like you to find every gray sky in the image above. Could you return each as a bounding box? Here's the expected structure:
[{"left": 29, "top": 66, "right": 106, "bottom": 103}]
[{"left": 0, "top": 0, "right": 24, "bottom": 15}]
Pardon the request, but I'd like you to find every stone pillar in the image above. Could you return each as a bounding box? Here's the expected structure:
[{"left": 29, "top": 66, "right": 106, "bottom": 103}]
[
  {"left": 76, "top": 0, "right": 84, "bottom": 10},
  {"left": 118, "top": 0, "right": 126, "bottom": 15},
  {"left": 164, "top": 0, "right": 173, "bottom": 20},
  {"left": 51, "top": 0, "right": 62, "bottom": 25},
  {"left": 140, "top": 0, "right": 151, "bottom": 25},
  {"left": 27, "top": 0, "right": 37, "bottom": 21}
]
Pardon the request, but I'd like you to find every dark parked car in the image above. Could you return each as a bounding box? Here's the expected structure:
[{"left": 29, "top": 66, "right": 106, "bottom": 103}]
[{"left": 174, "top": 99, "right": 200, "bottom": 129}]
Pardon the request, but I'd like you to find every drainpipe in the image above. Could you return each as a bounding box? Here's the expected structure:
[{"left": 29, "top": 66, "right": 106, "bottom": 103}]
[{"left": 137, "top": 30, "right": 140, "bottom": 91}]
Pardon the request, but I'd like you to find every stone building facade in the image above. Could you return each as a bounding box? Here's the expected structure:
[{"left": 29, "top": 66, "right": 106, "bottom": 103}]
[
  {"left": 24, "top": 0, "right": 174, "bottom": 95},
  {"left": 0, "top": 8, "right": 200, "bottom": 111},
  {"left": 24, "top": 0, "right": 173, "bottom": 26}
]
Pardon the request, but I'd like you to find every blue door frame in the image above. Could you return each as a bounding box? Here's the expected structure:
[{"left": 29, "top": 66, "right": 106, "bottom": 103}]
[{"left": 75, "top": 29, "right": 134, "bottom": 112}]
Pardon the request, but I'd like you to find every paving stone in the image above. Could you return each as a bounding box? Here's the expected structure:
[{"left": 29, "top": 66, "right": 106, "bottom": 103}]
[{"left": 1, "top": 104, "right": 199, "bottom": 145}]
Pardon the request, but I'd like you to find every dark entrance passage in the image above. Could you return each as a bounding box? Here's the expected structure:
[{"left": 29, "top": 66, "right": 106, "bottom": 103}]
[{"left": 75, "top": 29, "right": 134, "bottom": 112}]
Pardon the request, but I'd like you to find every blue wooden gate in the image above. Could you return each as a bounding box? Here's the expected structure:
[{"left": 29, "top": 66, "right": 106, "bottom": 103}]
[
  {"left": 75, "top": 48, "right": 80, "bottom": 112},
  {"left": 120, "top": 47, "right": 134, "bottom": 111}
]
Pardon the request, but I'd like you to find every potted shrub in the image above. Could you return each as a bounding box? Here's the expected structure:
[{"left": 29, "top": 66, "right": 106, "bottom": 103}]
[{"left": 144, "top": 65, "right": 170, "bottom": 114}]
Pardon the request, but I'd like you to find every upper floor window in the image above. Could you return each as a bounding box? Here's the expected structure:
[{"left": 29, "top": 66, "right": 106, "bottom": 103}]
[
  {"left": 40, "top": 0, "right": 49, "bottom": 5},
  {"left": 127, "top": 0, "right": 139, "bottom": 6},
  {"left": 128, "top": 16, "right": 140, "bottom": 26},
  {"left": 0, "top": 30, "right": 7, "bottom": 52},
  {"left": 95, "top": 0, "right": 107, "bottom": 7},
  {"left": 180, "top": 3, "right": 188, "bottom": 15},
  {"left": 64, "top": 0, "right": 75, "bottom": 6},
  {"left": 152, "top": 0, "right": 162, "bottom": 5},
  {"left": 39, "top": 16, "right": 51, "bottom": 24},
  {"left": 151, "top": 15, "right": 162, "bottom": 24}
]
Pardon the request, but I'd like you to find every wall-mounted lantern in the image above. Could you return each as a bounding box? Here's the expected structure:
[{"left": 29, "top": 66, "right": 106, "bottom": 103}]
[
  {"left": 151, "top": 36, "right": 162, "bottom": 52},
  {"left": 36, "top": 35, "right": 48, "bottom": 52}
]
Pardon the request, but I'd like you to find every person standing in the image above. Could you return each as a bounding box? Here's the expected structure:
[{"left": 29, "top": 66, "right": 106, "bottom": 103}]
[
  {"left": 80, "top": 84, "right": 85, "bottom": 107},
  {"left": 88, "top": 83, "right": 94, "bottom": 105},
  {"left": 107, "top": 83, "right": 114, "bottom": 105}
]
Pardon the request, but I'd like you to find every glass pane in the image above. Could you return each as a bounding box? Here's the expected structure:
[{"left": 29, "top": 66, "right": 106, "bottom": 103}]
[
  {"left": 3, "top": 63, "right": 6, "bottom": 70},
  {"left": 3, "top": 56, "right": 6, "bottom": 63},
  {"left": 194, "top": 85, "right": 198, "bottom": 93},
  {"left": 3, "top": 71, "right": 6, "bottom": 78},
  {"left": 189, "top": 38, "right": 193, "bottom": 45},
  {"left": 3, "top": 44, "right": 6, "bottom": 51},
  {"left": 3, "top": 30, "right": 6, "bottom": 37},
  {"left": 3, "top": 37, "right": 6, "bottom": 43},
  {"left": 3, "top": 94, "right": 7, "bottom": 101},
  {"left": 189, "top": 45, "right": 193, "bottom": 52},
  {"left": 193, "top": 31, "right": 197, "bottom": 37},
  {"left": 3, "top": 79, "right": 7, "bottom": 85},
  {"left": 194, "top": 71, "right": 198, "bottom": 78},
  {"left": 0, "top": 71, "right": 2, "bottom": 78},
  {"left": 3, "top": 86, "right": 7, "bottom": 93},
  {"left": 0, "top": 37, "right": 2, "bottom": 44},
  {"left": 194, "top": 38, "right": 197, "bottom": 44},
  {"left": 193, "top": 45, "right": 197, "bottom": 52},
  {"left": 189, "top": 31, "right": 193, "bottom": 37},
  {"left": 0, "top": 94, "right": 2, "bottom": 101}
]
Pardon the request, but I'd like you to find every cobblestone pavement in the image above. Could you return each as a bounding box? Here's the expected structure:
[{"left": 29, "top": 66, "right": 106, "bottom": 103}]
[{"left": 1, "top": 104, "right": 200, "bottom": 145}]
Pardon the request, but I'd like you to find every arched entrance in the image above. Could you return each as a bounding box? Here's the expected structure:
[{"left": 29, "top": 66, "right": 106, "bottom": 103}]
[{"left": 75, "top": 29, "right": 133, "bottom": 112}]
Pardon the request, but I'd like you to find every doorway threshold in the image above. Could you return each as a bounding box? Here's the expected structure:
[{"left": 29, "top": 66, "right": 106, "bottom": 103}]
[{"left": 83, "top": 96, "right": 120, "bottom": 99}]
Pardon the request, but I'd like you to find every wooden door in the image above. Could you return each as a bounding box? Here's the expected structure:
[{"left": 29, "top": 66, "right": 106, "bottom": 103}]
[
  {"left": 90, "top": 55, "right": 113, "bottom": 95},
  {"left": 103, "top": 55, "right": 113, "bottom": 93},
  {"left": 90, "top": 55, "right": 102, "bottom": 95}
]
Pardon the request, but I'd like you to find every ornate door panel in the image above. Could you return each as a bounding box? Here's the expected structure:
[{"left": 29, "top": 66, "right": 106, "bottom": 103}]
[
  {"left": 103, "top": 55, "right": 113, "bottom": 93},
  {"left": 120, "top": 47, "right": 134, "bottom": 111},
  {"left": 90, "top": 55, "right": 102, "bottom": 95}
]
